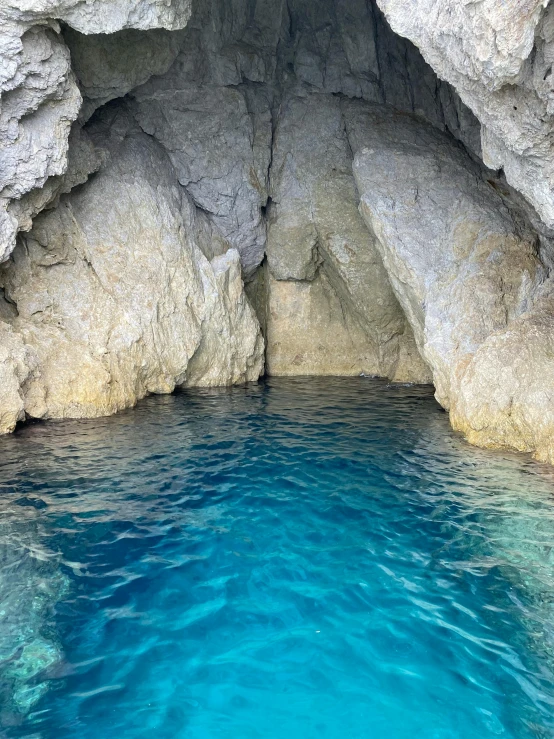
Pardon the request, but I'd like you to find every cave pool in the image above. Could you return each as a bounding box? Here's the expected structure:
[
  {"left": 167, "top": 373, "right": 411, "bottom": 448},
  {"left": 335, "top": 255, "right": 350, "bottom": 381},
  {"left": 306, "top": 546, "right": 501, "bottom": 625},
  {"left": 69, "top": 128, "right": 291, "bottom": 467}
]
[{"left": 1, "top": 377, "right": 554, "bottom": 738}]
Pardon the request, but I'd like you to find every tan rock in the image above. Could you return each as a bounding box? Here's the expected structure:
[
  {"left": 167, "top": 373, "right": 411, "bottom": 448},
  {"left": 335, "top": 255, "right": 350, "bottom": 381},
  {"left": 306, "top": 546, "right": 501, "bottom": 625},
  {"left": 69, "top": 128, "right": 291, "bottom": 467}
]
[
  {"left": 450, "top": 285, "right": 554, "bottom": 465},
  {"left": 0, "top": 111, "right": 263, "bottom": 424},
  {"left": 265, "top": 89, "right": 431, "bottom": 383}
]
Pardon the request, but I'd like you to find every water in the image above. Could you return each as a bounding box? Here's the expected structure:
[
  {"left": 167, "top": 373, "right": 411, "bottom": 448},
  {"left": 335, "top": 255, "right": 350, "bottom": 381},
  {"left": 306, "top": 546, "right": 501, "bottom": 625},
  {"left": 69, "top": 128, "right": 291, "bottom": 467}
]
[{"left": 0, "top": 378, "right": 554, "bottom": 738}]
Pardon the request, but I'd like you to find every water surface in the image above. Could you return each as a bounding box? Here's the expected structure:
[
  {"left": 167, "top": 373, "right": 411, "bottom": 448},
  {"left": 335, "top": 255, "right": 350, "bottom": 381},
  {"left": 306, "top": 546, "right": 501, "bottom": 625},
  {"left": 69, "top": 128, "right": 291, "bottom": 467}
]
[{"left": 1, "top": 378, "right": 554, "bottom": 738}]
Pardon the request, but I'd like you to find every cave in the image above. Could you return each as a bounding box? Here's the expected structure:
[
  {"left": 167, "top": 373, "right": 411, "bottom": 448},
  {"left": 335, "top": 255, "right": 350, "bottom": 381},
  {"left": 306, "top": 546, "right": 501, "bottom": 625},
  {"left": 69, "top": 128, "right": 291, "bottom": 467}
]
[
  {"left": 2, "top": 0, "right": 554, "bottom": 733},
  {"left": 1, "top": 0, "right": 553, "bottom": 465}
]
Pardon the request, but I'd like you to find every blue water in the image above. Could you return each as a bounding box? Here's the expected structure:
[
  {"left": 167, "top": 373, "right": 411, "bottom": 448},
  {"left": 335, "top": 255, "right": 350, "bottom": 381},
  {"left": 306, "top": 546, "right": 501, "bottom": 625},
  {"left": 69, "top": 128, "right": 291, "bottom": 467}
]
[{"left": 1, "top": 378, "right": 554, "bottom": 738}]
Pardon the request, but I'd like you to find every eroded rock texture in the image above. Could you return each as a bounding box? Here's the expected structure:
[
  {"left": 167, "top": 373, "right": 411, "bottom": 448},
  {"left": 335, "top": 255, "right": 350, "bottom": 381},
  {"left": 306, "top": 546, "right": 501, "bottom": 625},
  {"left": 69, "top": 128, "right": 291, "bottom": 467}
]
[
  {"left": 0, "top": 108, "right": 263, "bottom": 431},
  {"left": 262, "top": 88, "right": 430, "bottom": 381},
  {"left": 1, "top": 0, "right": 553, "bottom": 466},
  {"left": 376, "top": 0, "right": 554, "bottom": 231},
  {"left": 350, "top": 102, "right": 554, "bottom": 464},
  {"left": 0, "top": 0, "right": 192, "bottom": 261}
]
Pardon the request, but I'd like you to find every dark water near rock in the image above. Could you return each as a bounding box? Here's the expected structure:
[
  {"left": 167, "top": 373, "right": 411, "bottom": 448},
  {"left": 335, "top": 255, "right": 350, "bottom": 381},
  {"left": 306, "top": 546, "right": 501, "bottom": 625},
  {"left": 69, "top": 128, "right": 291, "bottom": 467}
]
[{"left": 1, "top": 378, "right": 554, "bottom": 738}]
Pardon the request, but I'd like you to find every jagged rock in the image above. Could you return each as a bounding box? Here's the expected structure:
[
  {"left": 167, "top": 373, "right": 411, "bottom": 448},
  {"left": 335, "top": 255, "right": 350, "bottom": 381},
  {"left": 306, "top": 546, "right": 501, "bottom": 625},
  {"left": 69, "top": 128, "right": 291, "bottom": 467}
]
[
  {"left": 265, "top": 88, "right": 430, "bottom": 381},
  {"left": 375, "top": 0, "right": 554, "bottom": 230},
  {"left": 286, "top": 0, "right": 481, "bottom": 156},
  {"left": 132, "top": 80, "right": 272, "bottom": 277},
  {"left": 0, "top": 25, "right": 81, "bottom": 262},
  {"left": 350, "top": 101, "right": 552, "bottom": 460},
  {"left": 0, "top": 109, "right": 263, "bottom": 429},
  {"left": 0, "top": 0, "right": 193, "bottom": 263},
  {"left": 0, "top": 0, "right": 192, "bottom": 35},
  {"left": 64, "top": 27, "right": 185, "bottom": 122},
  {"left": 0, "top": 320, "right": 36, "bottom": 434},
  {"left": 184, "top": 249, "right": 265, "bottom": 386}
]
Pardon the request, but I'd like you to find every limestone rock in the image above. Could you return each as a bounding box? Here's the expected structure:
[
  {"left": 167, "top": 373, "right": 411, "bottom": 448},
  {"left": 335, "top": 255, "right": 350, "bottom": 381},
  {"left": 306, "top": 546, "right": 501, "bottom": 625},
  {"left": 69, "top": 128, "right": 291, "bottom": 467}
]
[
  {"left": 0, "top": 0, "right": 192, "bottom": 35},
  {"left": 132, "top": 80, "right": 272, "bottom": 277},
  {"left": 0, "top": 0, "right": 193, "bottom": 263},
  {"left": 265, "top": 88, "right": 431, "bottom": 382},
  {"left": 0, "top": 25, "right": 81, "bottom": 262},
  {"left": 0, "top": 319, "right": 36, "bottom": 434},
  {"left": 375, "top": 0, "right": 554, "bottom": 230},
  {"left": 350, "top": 101, "right": 551, "bottom": 460},
  {"left": 0, "top": 109, "right": 263, "bottom": 423},
  {"left": 450, "top": 284, "right": 554, "bottom": 466},
  {"left": 184, "top": 248, "right": 265, "bottom": 387},
  {"left": 64, "top": 27, "right": 185, "bottom": 122}
]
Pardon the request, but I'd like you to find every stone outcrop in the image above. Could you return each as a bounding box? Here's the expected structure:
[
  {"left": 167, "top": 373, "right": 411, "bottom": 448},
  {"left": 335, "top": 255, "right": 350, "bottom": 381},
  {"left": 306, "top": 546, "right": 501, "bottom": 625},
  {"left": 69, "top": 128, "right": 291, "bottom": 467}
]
[
  {"left": 0, "top": 108, "right": 263, "bottom": 432},
  {"left": 350, "top": 101, "right": 554, "bottom": 463},
  {"left": 375, "top": 0, "right": 554, "bottom": 231}
]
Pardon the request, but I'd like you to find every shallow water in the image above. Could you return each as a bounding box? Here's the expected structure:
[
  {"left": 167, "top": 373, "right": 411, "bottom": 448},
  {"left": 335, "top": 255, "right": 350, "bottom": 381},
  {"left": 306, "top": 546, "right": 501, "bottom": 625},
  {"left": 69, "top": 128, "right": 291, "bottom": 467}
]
[{"left": 1, "top": 378, "right": 554, "bottom": 738}]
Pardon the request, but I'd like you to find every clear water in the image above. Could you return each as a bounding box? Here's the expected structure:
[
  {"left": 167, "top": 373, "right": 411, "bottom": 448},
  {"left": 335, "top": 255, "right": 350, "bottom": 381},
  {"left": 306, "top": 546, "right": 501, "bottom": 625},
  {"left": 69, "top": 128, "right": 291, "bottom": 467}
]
[{"left": 1, "top": 378, "right": 554, "bottom": 739}]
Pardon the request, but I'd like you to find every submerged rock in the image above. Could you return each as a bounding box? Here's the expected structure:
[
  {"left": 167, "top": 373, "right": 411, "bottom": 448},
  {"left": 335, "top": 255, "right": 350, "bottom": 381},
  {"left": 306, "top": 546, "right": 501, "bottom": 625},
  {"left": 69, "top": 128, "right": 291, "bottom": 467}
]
[{"left": 0, "top": 526, "right": 69, "bottom": 720}]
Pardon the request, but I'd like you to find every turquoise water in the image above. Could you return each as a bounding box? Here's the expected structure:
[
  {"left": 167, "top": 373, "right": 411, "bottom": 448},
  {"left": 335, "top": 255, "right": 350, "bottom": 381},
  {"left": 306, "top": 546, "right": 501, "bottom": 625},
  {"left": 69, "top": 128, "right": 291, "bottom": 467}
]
[{"left": 1, "top": 378, "right": 554, "bottom": 738}]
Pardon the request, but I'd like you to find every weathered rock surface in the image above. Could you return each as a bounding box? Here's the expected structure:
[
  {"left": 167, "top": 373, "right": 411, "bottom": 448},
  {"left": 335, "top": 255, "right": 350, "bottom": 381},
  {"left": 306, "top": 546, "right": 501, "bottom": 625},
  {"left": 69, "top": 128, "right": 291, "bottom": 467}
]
[
  {"left": 0, "top": 25, "right": 81, "bottom": 262},
  {"left": 132, "top": 81, "right": 272, "bottom": 277},
  {"left": 0, "top": 109, "right": 263, "bottom": 431},
  {"left": 375, "top": 0, "right": 554, "bottom": 231},
  {"left": 450, "top": 284, "right": 554, "bottom": 466},
  {"left": 350, "top": 101, "right": 553, "bottom": 461},
  {"left": 264, "top": 88, "right": 430, "bottom": 381},
  {"left": 64, "top": 27, "right": 185, "bottom": 122},
  {"left": 0, "top": 0, "right": 193, "bottom": 262}
]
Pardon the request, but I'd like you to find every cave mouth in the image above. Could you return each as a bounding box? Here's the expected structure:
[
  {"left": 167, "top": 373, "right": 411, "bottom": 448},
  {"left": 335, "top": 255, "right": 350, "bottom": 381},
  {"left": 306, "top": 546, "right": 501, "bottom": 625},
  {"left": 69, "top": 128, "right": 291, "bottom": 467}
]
[
  {"left": 1, "top": 0, "right": 552, "bottom": 462},
  {"left": 3, "top": 0, "right": 482, "bottom": 419}
]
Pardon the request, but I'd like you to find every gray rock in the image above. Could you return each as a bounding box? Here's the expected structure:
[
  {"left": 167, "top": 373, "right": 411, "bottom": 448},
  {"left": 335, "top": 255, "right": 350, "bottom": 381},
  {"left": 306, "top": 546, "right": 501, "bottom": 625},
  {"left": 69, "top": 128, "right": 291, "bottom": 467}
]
[
  {"left": 64, "top": 27, "right": 185, "bottom": 122},
  {"left": 0, "top": 0, "right": 193, "bottom": 262},
  {"left": 132, "top": 80, "right": 272, "bottom": 277},
  {"left": 376, "top": 0, "right": 554, "bottom": 230},
  {"left": 265, "top": 87, "right": 430, "bottom": 381},
  {"left": 0, "top": 108, "right": 263, "bottom": 430},
  {"left": 451, "top": 281, "right": 554, "bottom": 466},
  {"left": 350, "top": 101, "right": 553, "bottom": 462}
]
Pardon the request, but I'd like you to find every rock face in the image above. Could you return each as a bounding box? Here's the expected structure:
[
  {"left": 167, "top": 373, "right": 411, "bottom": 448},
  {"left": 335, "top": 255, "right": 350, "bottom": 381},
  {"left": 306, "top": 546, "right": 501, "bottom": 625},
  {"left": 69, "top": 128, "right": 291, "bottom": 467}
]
[
  {"left": 450, "top": 285, "right": 554, "bottom": 465},
  {"left": 0, "top": 0, "right": 554, "bottom": 467},
  {"left": 350, "top": 102, "right": 554, "bottom": 464},
  {"left": 0, "top": 108, "right": 263, "bottom": 431},
  {"left": 262, "top": 88, "right": 430, "bottom": 381},
  {"left": 0, "top": 0, "right": 193, "bottom": 262},
  {"left": 375, "top": 0, "right": 554, "bottom": 231}
]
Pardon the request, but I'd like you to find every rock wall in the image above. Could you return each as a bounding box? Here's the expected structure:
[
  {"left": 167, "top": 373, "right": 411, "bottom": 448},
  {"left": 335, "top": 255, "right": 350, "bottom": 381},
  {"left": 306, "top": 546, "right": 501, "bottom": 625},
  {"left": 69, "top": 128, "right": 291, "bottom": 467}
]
[
  {"left": 0, "top": 0, "right": 553, "bottom": 465},
  {"left": 0, "top": 106, "right": 263, "bottom": 432},
  {"left": 375, "top": 1, "right": 554, "bottom": 232},
  {"left": 349, "top": 101, "right": 554, "bottom": 464}
]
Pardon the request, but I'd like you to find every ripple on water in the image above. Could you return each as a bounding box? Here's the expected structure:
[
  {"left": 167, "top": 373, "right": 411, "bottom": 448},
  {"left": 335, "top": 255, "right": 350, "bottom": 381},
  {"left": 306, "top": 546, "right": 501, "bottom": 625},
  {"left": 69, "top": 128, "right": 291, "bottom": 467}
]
[{"left": 0, "top": 378, "right": 553, "bottom": 738}]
